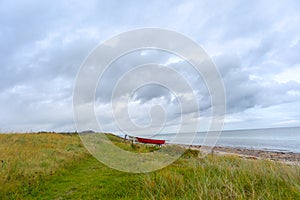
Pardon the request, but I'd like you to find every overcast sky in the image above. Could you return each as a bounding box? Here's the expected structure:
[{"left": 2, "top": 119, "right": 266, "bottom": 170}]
[{"left": 1, "top": 0, "right": 300, "bottom": 133}]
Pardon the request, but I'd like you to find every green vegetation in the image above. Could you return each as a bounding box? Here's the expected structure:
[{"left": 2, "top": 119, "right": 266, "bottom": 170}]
[
  {"left": 0, "top": 133, "right": 88, "bottom": 199},
  {"left": 1, "top": 133, "right": 299, "bottom": 199}
]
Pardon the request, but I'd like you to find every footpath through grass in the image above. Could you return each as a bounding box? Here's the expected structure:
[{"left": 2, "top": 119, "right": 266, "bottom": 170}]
[
  {"left": 22, "top": 155, "right": 141, "bottom": 199},
  {"left": 1, "top": 133, "right": 300, "bottom": 199}
]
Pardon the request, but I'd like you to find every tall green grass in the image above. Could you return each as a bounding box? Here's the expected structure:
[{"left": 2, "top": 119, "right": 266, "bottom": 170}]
[
  {"left": 1, "top": 133, "right": 299, "bottom": 199},
  {"left": 141, "top": 154, "right": 300, "bottom": 199},
  {"left": 0, "top": 133, "right": 88, "bottom": 199}
]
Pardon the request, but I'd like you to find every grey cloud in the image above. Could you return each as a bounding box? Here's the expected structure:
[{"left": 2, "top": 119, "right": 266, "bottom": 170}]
[
  {"left": 258, "top": 81, "right": 300, "bottom": 107},
  {"left": 132, "top": 85, "right": 172, "bottom": 103},
  {"left": 214, "top": 54, "right": 258, "bottom": 112},
  {"left": 0, "top": 83, "right": 74, "bottom": 132},
  {"left": 214, "top": 53, "right": 300, "bottom": 115},
  {"left": 95, "top": 50, "right": 178, "bottom": 102}
]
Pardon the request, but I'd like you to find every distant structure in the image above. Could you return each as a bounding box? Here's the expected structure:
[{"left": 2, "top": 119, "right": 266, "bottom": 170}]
[{"left": 80, "top": 130, "right": 96, "bottom": 134}]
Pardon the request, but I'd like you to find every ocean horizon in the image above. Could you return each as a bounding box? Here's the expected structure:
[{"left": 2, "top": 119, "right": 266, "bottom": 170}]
[{"left": 150, "top": 126, "right": 300, "bottom": 153}]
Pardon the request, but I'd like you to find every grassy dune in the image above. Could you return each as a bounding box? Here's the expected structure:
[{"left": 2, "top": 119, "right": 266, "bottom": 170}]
[
  {"left": 0, "top": 133, "right": 299, "bottom": 199},
  {"left": 0, "top": 133, "right": 88, "bottom": 199}
]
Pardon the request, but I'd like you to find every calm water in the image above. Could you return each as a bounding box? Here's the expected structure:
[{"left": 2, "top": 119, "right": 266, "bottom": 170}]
[{"left": 151, "top": 127, "right": 300, "bottom": 153}]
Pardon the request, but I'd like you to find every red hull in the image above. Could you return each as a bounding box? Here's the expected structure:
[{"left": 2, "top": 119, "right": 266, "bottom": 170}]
[{"left": 136, "top": 137, "right": 165, "bottom": 145}]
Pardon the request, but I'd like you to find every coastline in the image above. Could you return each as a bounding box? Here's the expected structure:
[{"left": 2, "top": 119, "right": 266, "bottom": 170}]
[{"left": 176, "top": 144, "right": 300, "bottom": 165}]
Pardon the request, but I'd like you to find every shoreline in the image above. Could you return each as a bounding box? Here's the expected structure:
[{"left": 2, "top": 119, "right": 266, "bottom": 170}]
[{"left": 174, "top": 144, "right": 300, "bottom": 165}]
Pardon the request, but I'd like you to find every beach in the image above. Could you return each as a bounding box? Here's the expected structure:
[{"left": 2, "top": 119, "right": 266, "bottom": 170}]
[{"left": 185, "top": 145, "right": 300, "bottom": 165}]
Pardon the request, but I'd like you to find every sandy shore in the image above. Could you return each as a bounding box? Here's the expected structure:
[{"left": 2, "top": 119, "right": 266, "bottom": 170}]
[{"left": 183, "top": 145, "right": 300, "bottom": 165}]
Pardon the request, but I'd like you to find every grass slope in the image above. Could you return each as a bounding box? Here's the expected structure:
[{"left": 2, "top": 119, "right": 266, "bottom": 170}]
[
  {"left": 1, "top": 133, "right": 300, "bottom": 199},
  {"left": 0, "top": 133, "right": 88, "bottom": 199}
]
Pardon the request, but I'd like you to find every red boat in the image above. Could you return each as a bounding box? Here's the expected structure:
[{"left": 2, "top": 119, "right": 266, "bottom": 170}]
[{"left": 136, "top": 137, "right": 166, "bottom": 145}]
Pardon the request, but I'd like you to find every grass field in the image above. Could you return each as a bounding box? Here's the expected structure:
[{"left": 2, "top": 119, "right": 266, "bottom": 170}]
[{"left": 1, "top": 133, "right": 300, "bottom": 199}]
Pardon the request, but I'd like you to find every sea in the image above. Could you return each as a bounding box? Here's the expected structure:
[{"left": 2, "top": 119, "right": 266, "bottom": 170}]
[{"left": 150, "top": 127, "right": 300, "bottom": 153}]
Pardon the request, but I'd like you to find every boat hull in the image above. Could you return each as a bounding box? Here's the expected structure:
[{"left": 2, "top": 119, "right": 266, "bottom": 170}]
[{"left": 136, "top": 137, "right": 165, "bottom": 145}]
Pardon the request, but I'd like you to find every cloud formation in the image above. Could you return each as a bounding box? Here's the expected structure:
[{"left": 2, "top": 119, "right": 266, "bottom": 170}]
[{"left": 1, "top": 0, "right": 300, "bottom": 132}]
